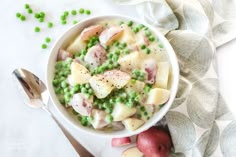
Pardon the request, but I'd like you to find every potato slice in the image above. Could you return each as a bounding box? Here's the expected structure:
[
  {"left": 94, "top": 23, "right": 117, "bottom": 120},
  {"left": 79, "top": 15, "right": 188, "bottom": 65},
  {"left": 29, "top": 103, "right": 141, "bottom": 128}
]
[
  {"left": 80, "top": 25, "right": 103, "bottom": 41},
  {"left": 103, "top": 70, "right": 131, "bottom": 89},
  {"left": 112, "top": 103, "right": 136, "bottom": 121},
  {"left": 89, "top": 75, "right": 114, "bottom": 98},
  {"left": 154, "top": 62, "right": 170, "bottom": 89},
  {"left": 119, "top": 24, "right": 136, "bottom": 44},
  {"left": 146, "top": 88, "right": 170, "bottom": 106},
  {"left": 99, "top": 26, "right": 124, "bottom": 46},
  {"left": 84, "top": 44, "right": 107, "bottom": 68},
  {"left": 69, "top": 93, "right": 93, "bottom": 116},
  {"left": 71, "top": 62, "right": 91, "bottom": 84},
  {"left": 91, "top": 109, "right": 109, "bottom": 129},
  {"left": 122, "top": 147, "right": 144, "bottom": 157},
  {"left": 141, "top": 58, "right": 157, "bottom": 84},
  {"left": 57, "top": 49, "right": 73, "bottom": 61},
  {"left": 118, "top": 51, "right": 141, "bottom": 73},
  {"left": 66, "top": 36, "right": 86, "bottom": 54},
  {"left": 122, "top": 118, "right": 144, "bottom": 131}
]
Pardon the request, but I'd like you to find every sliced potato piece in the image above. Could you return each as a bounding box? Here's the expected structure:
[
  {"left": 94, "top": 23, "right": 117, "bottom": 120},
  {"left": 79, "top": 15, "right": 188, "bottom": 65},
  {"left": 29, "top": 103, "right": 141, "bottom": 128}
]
[
  {"left": 84, "top": 44, "right": 107, "bottom": 68},
  {"left": 119, "top": 24, "right": 136, "bottom": 44},
  {"left": 71, "top": 62, "right": 91, "bottom": 84},
  {"left": 80, "top": 25, "right": 103, "bottom": 41},
  {"left": 154, "top": 62, "right": 170, "bottom": 89},
  {"left": 122, "top": 118, "right": 144, "bottom": 131},
  {"left": 122, "top": 146, "right": 144, "bottom": 157},
  {"left": 91, "top": 109, "right": 109, "bottom": 129},
  {"left": 118, "top": 51, "right": 141, "bottom": 73},
  {"left": 125, "top": 80, "right": 145, "bottom": 94},
  {"left": 146, "top": 88, "right": 170, "bottom": 106},
  {"left": 89, "top": 75, "right": 114, "bottom": 98},
  {"left": 57, "top": 49, "right": 73, "bottom": 61},
  {"left": 69, "top": 93, "right": 93, "bottom": 116},
  {"left": 141, "top": 58, "right": 157, "bottom": 84},
  {"left": 112, "top": 103, "right": 136, "bottom": 121},
  {"left": 66, "top": 35, "right": 86, "bottom": 54},
  {"left": 104, "top": 70, "right": 131, "bottom": 89},
  {"left": 99, "top": 26, "right": 124, "bottom": 46}
]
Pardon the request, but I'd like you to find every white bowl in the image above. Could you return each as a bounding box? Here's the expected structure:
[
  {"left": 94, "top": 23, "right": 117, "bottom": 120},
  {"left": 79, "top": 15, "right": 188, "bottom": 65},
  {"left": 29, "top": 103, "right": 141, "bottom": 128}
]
[{"left": 46, "top": 15, "right": 179, "bottom": 138}]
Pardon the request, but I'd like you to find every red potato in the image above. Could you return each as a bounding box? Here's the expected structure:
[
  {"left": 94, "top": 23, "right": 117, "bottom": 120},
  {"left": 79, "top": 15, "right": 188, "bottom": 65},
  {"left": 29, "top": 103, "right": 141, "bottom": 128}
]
[
  {"left": 57, "top": 49, "right": 73, "bottom": 61},
  {"left": 99, "top": 26, "right": 124, "bottom": 46},
  {"left": 69, "top": 93, "right": 93, "bottom": 116},
  {"left": 111, "top": 137, "right": 131, "bottom": 147},
  {"left": 80, "top": 25, "right": 103, "bottom": 41},
  {"left": 142, "top": 58, "right": 157, "bottom": 84},
  {"left": 121, "top": 147, "right": 144, "bottom": 157},
  {"left": 84, "top": 44, "right": 107, "bottom": 68},
  {"left": 136, "top": 127, "right": 171, "bottom": 157}
]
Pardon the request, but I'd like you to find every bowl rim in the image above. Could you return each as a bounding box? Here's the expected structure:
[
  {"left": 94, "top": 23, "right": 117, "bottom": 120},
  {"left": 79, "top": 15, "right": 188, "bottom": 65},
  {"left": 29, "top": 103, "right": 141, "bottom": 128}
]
[{"left": 46, "top": 14, "right": 179, "bottom": 138}]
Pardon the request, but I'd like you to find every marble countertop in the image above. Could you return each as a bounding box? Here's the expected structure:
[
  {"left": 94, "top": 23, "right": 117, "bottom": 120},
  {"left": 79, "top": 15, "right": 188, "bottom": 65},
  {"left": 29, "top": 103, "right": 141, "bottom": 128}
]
[{"left": 0, "top": 0, "right": 235, "bottom": 156}]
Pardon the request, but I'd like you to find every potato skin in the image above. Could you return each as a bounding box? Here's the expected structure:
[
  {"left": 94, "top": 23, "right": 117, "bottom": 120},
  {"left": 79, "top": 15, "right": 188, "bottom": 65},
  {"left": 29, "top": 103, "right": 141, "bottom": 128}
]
[{"left": 136, "top": 127, "right": 171, "bottom": 157}]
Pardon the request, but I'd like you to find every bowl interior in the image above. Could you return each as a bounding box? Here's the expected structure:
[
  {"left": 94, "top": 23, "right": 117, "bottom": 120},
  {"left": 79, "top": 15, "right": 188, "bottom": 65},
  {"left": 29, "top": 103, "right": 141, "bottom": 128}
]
[{"left": 46, "top": 15, "right": 179, "bottom": 138}]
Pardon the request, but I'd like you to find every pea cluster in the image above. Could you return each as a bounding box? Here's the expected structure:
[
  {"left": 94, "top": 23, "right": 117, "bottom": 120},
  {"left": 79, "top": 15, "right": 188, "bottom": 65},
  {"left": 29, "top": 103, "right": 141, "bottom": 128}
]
[
  {"left": 16, "top": 3, "right": 93, "bottom": 50},
  {"left": 132, "top": 69, "right": 146, "bottom": 81},
  {"left": 93, "top": 89, "right": 141, "bottom": 123},
  {"left": 52, "top": 58, "right": 72, "bottom": 104}
]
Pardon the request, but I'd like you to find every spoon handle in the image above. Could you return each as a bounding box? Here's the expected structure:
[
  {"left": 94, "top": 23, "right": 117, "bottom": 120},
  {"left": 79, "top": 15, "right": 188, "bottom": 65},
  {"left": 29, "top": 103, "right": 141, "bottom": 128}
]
[{"left": 44, "top": 108, "right": 95, "bottom": 157}]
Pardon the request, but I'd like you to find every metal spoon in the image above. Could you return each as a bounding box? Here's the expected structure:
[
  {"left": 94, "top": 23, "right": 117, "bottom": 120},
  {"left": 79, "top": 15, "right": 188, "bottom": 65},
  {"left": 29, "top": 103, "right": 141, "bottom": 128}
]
[{"left": 12, "top": 68, "right": 94, "bottom": 157}]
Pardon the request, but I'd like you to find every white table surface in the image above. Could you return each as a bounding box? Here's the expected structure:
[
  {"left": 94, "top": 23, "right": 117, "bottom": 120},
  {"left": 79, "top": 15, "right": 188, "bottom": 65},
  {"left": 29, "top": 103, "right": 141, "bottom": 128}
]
[{"left": 0, "top": 0, "right": 235, "bottom": 157}]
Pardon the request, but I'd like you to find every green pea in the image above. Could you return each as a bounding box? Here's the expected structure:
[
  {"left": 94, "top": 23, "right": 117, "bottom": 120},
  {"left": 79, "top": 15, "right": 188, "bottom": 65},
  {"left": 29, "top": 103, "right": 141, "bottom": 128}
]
[
  {"left": 133, "top": 27, "right": 139, "bottom": 33},
  {"left": 52, "top": 79, "right": 59, "bottom": 86},
  {"left": 34, "top": 26, "right": 40, "bottom": 32},
  {"left": 126, "top": 102, "right": 133, "bottom": 108},
  {"left": 41, "top": 44, "right": 47, "bottom": 49},
  {"left": 120, "top": 43, "right": 127, "bottom": 49},
  {"left": 81, "top": 87, "right": 87, "bottom": 93},
  {"left": 116, "top": 97, "right": 122, "bottom": 103},
  {"left": 73, "top": 20, "right": 78, "bottom": 24},
  {"left": 144, "top": 111, "right": 148, "bottom": 116},
  {"left": 85, "top": 84, "right": 90, "bottom": 89},
  {"left": 134, "top": 69, "right": 141, "bottom": 76},
  {"left": 61, "top": 81, "right": 68, "bottom": 88},
  {"left": 71, "top": 10, "right": 77, "bottom": 15},
  {"left": 113, "top": 62, "right": 119, "bottom": 68},
  {"left": 123, "top": 49, "right": 130, "bottom": 55},
  {"left": 131, "top": 79, "right": 136, "bottom": 84},
  {"left": 63, "top": 87, "right": 70, "bottom": 93},
  {"left": 138, "top": 24, "right": 144, "bottom": 29},
  {"left": 16, "top": 13, "right": 21, "bottom": 18},
  {"left": 39, "top": 18, "right": 44, "bottom": 23},
  {"left": 64, "top": 11, "right": 69, "bottom": 16},
  {"left": 113, "top": 41, "right": 119, "bottom": 47},
  {"left": 34, "top": 13, "right": 40, "bottom": 19},
  {"left": 59, "top": 98, "right": 65, "bottom": 105},
  {"left": 72, "top": 84, "right": 80, "bottom": 93},
  {"left": 149, "top": 36, "right": 155, "bottom": 42},
  {"left": 127, "top": 21, "right": 133, "bottom": 27},
  {"left": 86, "top": 10, "right": 91, "bottom": 15},
  {"left": 79, "top": 8, "right": 85, "bottom": 14},
  {"left": 144, "top": 86, "right": 151, "bottom": 93},
  {"left": 105, "top": 108, "right": 112, "bottom": 114},
  {"left": 45, "top": 37, "right": 51, "bottom": 43},
  {"left": 106, "top": 115, "right": 113, "bottom": 123},
  {"left": 39, "top": 12, "right": 45, "bottom": 18},
  {"left": 28, "top": 9, "right": 33, "bottom": 14},
  {"left": 20, "top": 15, "right": 26, "bottom": 21},
  {"left": 61, "top": 15, "right": 66, "bottom": 20},
  {"left": 145, "top": 30, "right": 151, "bottom": 36},
  {"left": 141, "top": 44, "right": 146, "bottom": 49},
  {"left": 48, "top": 22, "right": 53, "bottom": 28},
  {"left": 140, "top": 106, "right": 145, "bottom": 112},
  {"left": 72, "top": 109, "right": 79, "bottom": 115},
  {"left": 137, "top": 114, "right": 142, "bottom": 119},
  {"left": 25, "top": 4, "right": 30, "bottom": 9},
  {"left": 61, "top": 20, "right": 67, "bottom": 25},
  {"left": 108, "top": 64, "right": 113, "bottom": 70},
  {"left": 145, "top": 48, "right": 151, "bottom": 54}
]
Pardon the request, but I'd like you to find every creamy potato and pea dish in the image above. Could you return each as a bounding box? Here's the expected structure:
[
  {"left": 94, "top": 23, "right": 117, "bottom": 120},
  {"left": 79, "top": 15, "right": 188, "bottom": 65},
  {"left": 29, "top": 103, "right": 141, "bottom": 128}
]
[{"left": 52, "top": 20, "right": 171, "bottom": 131}]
